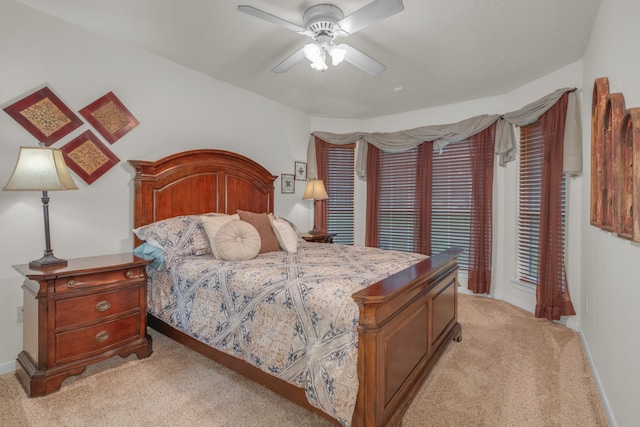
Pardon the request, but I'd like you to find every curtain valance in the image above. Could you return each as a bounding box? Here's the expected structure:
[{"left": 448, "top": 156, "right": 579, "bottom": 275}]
[
  {"left": 306, "top": 88, "right": 581, "bottom": 180},
  {"left": 497, "top": 88, "right": 582, "bottom": 175}
]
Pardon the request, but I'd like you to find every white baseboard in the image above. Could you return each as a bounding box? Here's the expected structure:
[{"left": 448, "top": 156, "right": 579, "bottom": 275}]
[
  {"left": 579, "top": 332, "right": 617, "bottom": 427},
  {"left": 0, "top": 360, "right": 15, "bottom": 375}
]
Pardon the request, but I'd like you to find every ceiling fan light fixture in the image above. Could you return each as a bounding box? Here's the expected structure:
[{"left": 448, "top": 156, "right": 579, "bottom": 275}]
[
  {"left": 303, "top": 43, "right": 321, "bottom": 62},
  {"left": 304, "top": 43, "right": 328, "bottom": 71},
  {"left": 310, "top": 54, "right": 328, "bottom": 71},
  {"left": 329, "top": 43, "right": 347, "bottom": 65}
]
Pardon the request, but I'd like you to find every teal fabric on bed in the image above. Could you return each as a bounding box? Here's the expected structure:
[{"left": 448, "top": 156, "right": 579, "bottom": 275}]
[{"left": 133, "top": 242, "right": 166, "bottom": 271}]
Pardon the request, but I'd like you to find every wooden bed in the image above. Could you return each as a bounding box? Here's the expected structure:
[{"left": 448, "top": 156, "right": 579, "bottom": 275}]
[{"left": 128, "top": 149, "right": 462, "bottom": 427}]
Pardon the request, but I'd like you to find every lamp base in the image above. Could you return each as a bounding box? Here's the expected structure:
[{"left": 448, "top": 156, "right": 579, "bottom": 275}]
[
  {"left": 29, "top": 253, "right": 68, "bottom": 270},
  {"left": 307, "top": 227, "right": 324, "bottom": 235}
]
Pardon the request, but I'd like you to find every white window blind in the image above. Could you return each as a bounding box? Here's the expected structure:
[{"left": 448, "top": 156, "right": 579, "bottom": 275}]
[
  {"left": 378, "top": 148, "right": 419, "bottom": 252},
  {"left": 517, "top": 122, "right": 567, "bottom": 284},
  {"left": 431, "top": 140, "right": 472, "bottom": 268},
  {"left": 325, "top": 144, "right": 354, "bottom": 245}
]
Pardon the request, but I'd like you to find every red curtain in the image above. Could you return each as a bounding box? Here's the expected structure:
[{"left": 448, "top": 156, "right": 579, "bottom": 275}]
[
  {"left": 415, "top": 142, "right": 432, "bottom": 255},
  {"left": 535, "top": 93, "right": 576, "bottom": 320},
  {"left": 365, "top": 144, "right": 381, "bottom": 248},
  {"left": 314, "top": 137, "right": 329, "bottom": 233},
  {"left": 467, "top": 124, "right": 496, "bottom": 294}
]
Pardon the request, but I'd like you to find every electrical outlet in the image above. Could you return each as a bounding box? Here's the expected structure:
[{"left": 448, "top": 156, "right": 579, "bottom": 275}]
[{"left": 17, "top": 305, "right": 23, "bottom": 323}]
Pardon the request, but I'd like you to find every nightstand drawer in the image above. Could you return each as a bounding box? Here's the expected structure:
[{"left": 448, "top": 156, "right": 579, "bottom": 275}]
[
  {"left": 55, "top": 267, "right": 145, "bottom": 293},
  {"left": 55, "top": 286, "right": 140, "bottom": 329},
  {"left": 55, "top": 314, "right": 139, "bottom": 364}
]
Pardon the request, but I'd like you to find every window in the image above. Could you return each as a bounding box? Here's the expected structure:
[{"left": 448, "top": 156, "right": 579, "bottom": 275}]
[
  {"left": 324, "top": 143, "right": 355, "bottom": 245},
  {"left": 377, "top": 148, "right": 421, "bottom": 252},
  {"left": 517, "top": 121, "right": 567, "bottom": 284},
  {"left": 370, "top": 142, "right": 474, "bottom": 266},
  {"left": 431, "top": 140, "right": 472, "bottom": 269},
  {"left": 362, "top": 125, "right": 495, "bottom": 290}
]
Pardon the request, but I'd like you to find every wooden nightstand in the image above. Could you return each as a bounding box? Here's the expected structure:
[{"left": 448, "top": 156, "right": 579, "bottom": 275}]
[
  {"left": 13, "top": 253, "right": 153, "bottom": 397},
  {"left": 301, "top": 233, "right": 337, "bottom": 243}
]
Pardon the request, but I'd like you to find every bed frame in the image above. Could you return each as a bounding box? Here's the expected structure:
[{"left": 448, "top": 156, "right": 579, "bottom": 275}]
[{"left": 128, "top": 149, "right": 462, "bottom": 427}]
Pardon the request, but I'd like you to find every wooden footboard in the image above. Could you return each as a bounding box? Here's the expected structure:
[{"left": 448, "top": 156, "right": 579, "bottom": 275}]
[{"left": 352, "top": 247, "right": 463, "bottom": 427}]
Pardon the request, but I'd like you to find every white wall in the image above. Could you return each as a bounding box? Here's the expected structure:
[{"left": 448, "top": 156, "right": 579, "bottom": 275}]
[
  {"left": 580, "top": 1, "right": 640, "bottom": 426},
  {"left": 0, "top": 0, "right": 312, "bottom": 373}
]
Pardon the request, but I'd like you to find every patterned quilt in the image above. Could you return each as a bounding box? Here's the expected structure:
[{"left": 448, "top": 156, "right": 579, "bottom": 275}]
[{"left": 147, "top": 242, "right": 427, "bottom": 426}]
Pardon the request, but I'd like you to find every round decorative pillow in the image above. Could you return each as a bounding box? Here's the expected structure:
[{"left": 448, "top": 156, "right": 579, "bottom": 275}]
[{"left": 213, "top": 220, "right": 261, "bottom": 261}]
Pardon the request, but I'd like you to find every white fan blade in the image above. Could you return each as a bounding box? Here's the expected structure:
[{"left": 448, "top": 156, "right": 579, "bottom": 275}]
[
  {"left": 343, "top": 44, "right": 386, "bottom": 76},
  {"left": 338, "top": 0, "right": 404, "bottom": 35},
  {"left": 238, "top": 5, "right": 306, "bottom": 33},
  {"left": 272, "top": 47, "right": 306, "bottom": 73}
]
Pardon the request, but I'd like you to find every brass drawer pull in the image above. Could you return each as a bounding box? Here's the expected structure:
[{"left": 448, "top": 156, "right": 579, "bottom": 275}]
[
  {"left": 67, "top": 280, "right": 77, "bottom": 287},
  {"left": 125, "top": 270, "right": 133, "bottom": 278},
  {"left": 96, "top": 300, "right": 111, "bottom": 312},
  {"left": 95, "top": 331, "right": 110, "bottom": 343}
]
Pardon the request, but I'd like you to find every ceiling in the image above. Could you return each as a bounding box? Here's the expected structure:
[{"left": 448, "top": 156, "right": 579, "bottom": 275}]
[{"left": 17, "top": 0, "right": 601, "bottom": 119}]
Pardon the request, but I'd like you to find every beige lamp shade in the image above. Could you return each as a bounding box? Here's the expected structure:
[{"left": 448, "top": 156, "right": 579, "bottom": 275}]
[
  {"left": 302, "top": 179, "right": 328, "bottom": 200},
  {"left": 3, "top": 147, "right": 78, "bottom": 191}
]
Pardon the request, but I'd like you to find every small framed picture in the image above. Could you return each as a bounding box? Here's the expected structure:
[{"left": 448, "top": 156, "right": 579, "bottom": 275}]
[
  {"left": 281, "top": 174, "right": 295, "bottom": 194},
  {"left": 3, "top": 86, "right": 83, "bottom": 146},
  {"left": 79, "top": 91, "right": 139, "bottom": 144},
  {"left": 61, "top": 130, "right": 120, "bottom": 185},
  {"left": 295, "top": 161, "right": 307, "bottom": 181}
]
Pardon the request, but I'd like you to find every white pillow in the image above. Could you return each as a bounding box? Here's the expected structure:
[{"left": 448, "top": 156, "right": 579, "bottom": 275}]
[
  {"left": 200, "top": 214, "right": 239, "bottom": 258},
  {"left": 213, "top": 220, "right": 261, "bottom": 261},
  {"left": 269, "top": 216, "right": 299, "bottom": 253}
]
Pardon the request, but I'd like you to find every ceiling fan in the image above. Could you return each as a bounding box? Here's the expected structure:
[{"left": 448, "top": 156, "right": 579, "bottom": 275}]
[{"left": 237, "top": 0, "right": 404, "bottom": 75}]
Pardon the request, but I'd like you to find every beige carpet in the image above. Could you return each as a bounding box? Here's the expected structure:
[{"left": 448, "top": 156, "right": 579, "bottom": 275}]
[{"left": 0, "top": 294, "right": 609, "bottom": 426}]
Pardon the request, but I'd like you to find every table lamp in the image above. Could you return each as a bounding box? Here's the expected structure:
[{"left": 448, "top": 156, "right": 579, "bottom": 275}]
[
  {"left": 302, "top": 179, "right": 328, "bottom": 235},
  {"left": 3, "top": 146, "right": 78, "bottom": 269}
]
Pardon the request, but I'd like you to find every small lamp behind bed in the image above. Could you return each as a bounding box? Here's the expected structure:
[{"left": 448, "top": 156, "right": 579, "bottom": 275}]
[{"left": 302, "top": 179, "right": 328, "bottom": 235}]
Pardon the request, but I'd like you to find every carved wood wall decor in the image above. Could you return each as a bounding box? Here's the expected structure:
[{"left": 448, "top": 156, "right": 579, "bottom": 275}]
[
  {"left": 620, "top": 108, "right": 640, "bottom": 242},
  {"left": 590, "top": 78, "right": 609, "bottom": 227},
  {"left": 602, "top": 93, "right": 625, "bottom": 232},
  {"left": 590, "top": 77, "right": 640, "bottom": 242}
]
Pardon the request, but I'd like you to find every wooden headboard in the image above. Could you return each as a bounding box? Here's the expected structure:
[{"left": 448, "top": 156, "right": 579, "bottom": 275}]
[{"left": 128, "top": 149, "right": 277, "bottom": 238}]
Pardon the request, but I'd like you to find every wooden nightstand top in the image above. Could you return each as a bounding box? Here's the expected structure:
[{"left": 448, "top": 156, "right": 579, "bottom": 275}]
[
  {"left": 301, "top": 233, "right": 337, "bottom": 243},
  {"left": 13, "top": 253, "right": 152, "bottom": 280}
]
